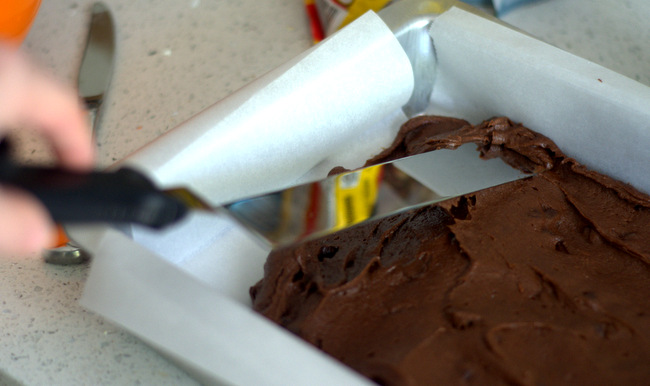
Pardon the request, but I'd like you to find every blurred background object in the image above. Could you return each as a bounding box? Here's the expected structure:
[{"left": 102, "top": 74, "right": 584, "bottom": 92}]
[{"left": 0, "top": 0, "right": 41, "bottom": 45}]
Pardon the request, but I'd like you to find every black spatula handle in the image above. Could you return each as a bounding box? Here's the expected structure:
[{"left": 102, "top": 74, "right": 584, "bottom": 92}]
[{"left": 0, "top": 140, "right": 187, "bottom": 228}]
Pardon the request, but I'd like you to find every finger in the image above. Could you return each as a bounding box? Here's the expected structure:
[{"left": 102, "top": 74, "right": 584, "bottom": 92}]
[
  {"left": 0, "top": 46, "right": 28, "bottom": 129},
  {"left": 0, "top": 186, "right": 55, "bottom": 256},
  {"left": 0, "top": 46, "right": 94, "bottom": 170},
  {"left": 23, "top": 70, "right": 95, "bottom": 170}
]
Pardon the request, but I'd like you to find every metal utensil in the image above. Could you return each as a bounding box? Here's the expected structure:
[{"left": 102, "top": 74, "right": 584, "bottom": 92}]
[
  {"left": 220, "top": 143, "right": 531, "bottom": 247},
  {"left": 43, "top": 2, "right": 115, "bottom": 265},
  {"left": 77, "top": 2, "right": 115, "bottom": 136},
  {"left": 0, "top": 139, "right": 531, "bottom": 248}
]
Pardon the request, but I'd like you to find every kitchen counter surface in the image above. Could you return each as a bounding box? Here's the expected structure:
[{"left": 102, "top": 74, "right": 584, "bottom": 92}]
[{"left": 1, "top": 0, "right": 647, "bottom": 384}]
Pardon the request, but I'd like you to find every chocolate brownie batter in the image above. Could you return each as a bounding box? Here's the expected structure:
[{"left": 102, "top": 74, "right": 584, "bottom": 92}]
[{"left": 250, "top": 116, "right": 650, "bottom": 385}]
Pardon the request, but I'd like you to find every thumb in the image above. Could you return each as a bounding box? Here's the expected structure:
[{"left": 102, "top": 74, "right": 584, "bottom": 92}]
[{"left": 0, "top": 186, "right": 54, "bottom": 257}]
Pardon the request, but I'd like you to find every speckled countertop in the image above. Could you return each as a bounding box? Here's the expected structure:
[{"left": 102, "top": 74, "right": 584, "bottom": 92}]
[{"left": 1, "top": 0, "right": 648, "bottom": 384}]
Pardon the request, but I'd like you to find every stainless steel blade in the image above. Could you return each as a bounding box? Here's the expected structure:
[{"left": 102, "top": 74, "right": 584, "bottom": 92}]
[
  {"left": 223, "top": 143, "right": 531, "bottom": 247},
  {"left": 77, "top": 2, "right": 115, "bottom": 134}
]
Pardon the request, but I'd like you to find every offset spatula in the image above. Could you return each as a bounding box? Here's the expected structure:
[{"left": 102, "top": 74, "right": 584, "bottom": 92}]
[{"left": 0, "top": 140, "right": 530, "bottom": 248}]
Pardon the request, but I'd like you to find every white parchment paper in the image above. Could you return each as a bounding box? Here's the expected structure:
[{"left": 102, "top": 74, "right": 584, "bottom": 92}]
[
  {"left": 117, "top": 11, "right": 414, "bottom": 206},
  {"left": 426, "top": 7, "right": 650, "bottom": 194},
  {"left": 68, "top": 6, "right": 650, "bottom": 386}
]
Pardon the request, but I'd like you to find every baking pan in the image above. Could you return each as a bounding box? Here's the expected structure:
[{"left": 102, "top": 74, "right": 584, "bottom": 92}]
[{"left": 67, "top": 1, "right": 650, "bottom": 384}]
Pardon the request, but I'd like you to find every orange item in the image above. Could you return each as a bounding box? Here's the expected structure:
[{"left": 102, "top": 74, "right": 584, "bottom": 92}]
[
  {"left": 0, "top": 0, "right": 42, "bottom": 45},
  {"left": 51, "top": 224, "right": 70, "bottom": 248}
]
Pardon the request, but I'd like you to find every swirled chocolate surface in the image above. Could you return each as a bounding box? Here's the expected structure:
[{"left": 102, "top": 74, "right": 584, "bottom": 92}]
[{"left": 250, "top": 116, "right": 650, "bottom": 385}]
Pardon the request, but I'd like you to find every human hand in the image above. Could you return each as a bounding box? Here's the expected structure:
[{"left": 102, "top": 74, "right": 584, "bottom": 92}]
[{"left": 0, "top": 44, "right": 94, "bottom": 256}]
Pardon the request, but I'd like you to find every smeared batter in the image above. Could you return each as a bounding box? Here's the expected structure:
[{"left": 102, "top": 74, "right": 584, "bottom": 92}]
[{"left": 251, "top": 116, "right": 650, "bottom": 385}]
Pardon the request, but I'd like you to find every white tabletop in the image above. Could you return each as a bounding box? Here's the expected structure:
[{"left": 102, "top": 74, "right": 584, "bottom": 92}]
[{"left": 1, "top": 0, "right": 648, "bottom": 384}]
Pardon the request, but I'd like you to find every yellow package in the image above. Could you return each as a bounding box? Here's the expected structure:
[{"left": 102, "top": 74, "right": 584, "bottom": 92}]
[
  {"left": 333, "top": 165, "right": 383, "bottom": 228},
  {"left": 306, "top": 0, "right": 395, "bottom": 42}
]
